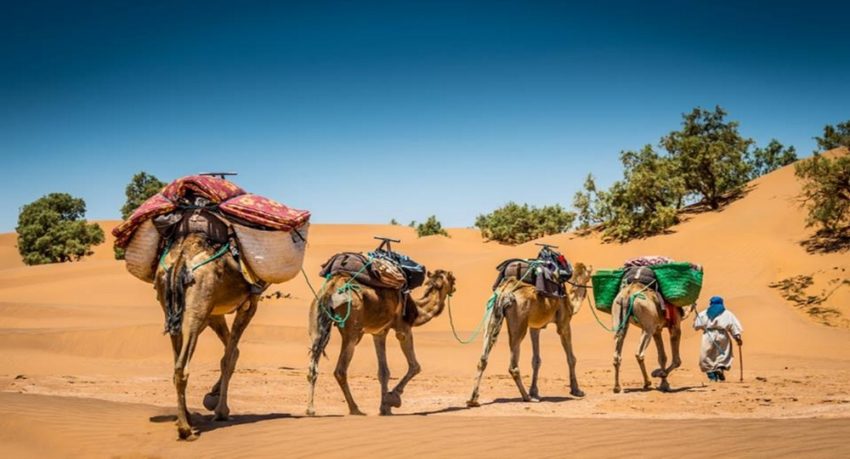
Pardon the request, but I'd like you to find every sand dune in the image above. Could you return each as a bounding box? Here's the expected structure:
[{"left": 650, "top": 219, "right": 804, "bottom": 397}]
[{"left": 1, "top": 150, "right": 849, "bottom": 457}]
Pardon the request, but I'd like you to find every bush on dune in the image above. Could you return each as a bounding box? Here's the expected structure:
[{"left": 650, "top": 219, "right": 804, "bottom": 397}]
[{"left": 475, "top": 202, "right": 575, "bottom": 245}]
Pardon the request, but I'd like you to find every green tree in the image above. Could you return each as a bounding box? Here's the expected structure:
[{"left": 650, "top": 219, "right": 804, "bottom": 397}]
[
  {"left": 116, "top": 172, "right": 165, "bottom": 259},
  {"left": 814, "top": 120, "right": 850, "bottom": 153},
  {"left": 416, "top": 215, "right": 449, "bottom": 237},
  {"left": 661, "top": 106, "right": 753, "bottom": 209},
  {"left": 475, "top": 202, "right": 575, "bottom": 244},
  {"left": 16, "top": 193, "right": 105, "bottom": 265},
  {"left": 603, "top": 145, "right": 686, "bottom": 242},
  {"left": 572, "top": 174, "right": 608, "bottom": 231},
  {"left": 750, "top": 140, "right": 797, "bottom": 179},
  {"left": 794, "top": 154, "right": 850, "bottom": 235},
  {"left": 389, "top": 218, "right": 400, "bottom": 225},
  {"left": 121, "top": 172, "right": 165, "bottom": 219}
]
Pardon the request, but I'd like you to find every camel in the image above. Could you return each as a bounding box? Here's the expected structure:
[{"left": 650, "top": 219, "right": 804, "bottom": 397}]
[
  {"left": 467, "top": 263, "right": 591, "bottom": 407},
  {"left": 155, "top": 232, "right": 260, "bottom": 440},
  {"left": 610, "top": 282, "right": 688, "bottom": 393},
  {"left": 307, "top": 269, "right": 456, "bottom": 416}
]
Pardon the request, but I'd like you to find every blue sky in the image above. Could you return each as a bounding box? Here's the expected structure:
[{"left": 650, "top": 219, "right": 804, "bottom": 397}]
[{"left": 2, "top": 1, "right": 849, "bottom": 231}]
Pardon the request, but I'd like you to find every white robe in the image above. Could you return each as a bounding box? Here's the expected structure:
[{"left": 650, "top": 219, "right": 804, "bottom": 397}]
[{"left": 693, "top": 309, "right": 743, "bottom": 373}]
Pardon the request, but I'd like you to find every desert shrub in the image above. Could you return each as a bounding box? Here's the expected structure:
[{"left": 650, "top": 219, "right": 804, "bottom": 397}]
[
  {"left": 16, "top": 193, "right": 105, "bottom": 265},
  {"left": 475, "top": 202, "right": 575, "bottom": 244},
  {"left": 795, "top": 153, "right": 850, "bottom": 235},
  {"left": 115, "top": 172, "right": 165, "bottom": 259},
  {"left": 389, "top": 218, "right": 400, "bottom": 225},
  {"left": 416, "top": 215, "right": 449, "bottom": 237}
]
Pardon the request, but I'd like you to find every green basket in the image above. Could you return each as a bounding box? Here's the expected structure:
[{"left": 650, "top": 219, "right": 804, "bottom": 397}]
[
  {"left": 650, "top": 262, "right": 704, "bottom": 307},
  {"left": 591, "top": 269, "right": 624, "bottom": 312}
]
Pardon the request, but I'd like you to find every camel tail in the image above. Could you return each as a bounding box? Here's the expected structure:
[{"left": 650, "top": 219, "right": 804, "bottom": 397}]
[
  {"left": 308, "top": 278, "right": 337, "bottom": 360},
  {"left": 163, "top": 250, "right": 192, "bottom": 336}
]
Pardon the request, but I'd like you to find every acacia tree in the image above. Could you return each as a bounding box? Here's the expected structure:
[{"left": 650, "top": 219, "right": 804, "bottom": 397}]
[
  {"left": 115, "top": 172, "right": 165, "bottom": 259},
  {"left": 603, "top": 145, "right": 686, "bottom": 242},
  {"left": 795, "top": 153, "right": 850, "bottom": 235},
  {"left": 661, "top": 106, "right": 753, "bottom": 209},
  {"left": 16, "top": 193, "right": 105, "bottom": 265},
  {"left": 750, "top": 139, "right": 797, "bottom": 179}
]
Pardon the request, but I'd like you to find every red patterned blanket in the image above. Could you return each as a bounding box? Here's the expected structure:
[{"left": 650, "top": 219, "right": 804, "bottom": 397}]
[{"left": 113, "top": 175, "right": 310, "bottom": 248}]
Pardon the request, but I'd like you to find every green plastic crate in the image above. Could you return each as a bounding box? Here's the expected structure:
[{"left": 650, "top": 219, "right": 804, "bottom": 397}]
[
  {"left": 591, "top": 269, "right": 624, "bottom": 312},
  {"left": 650, "top": 262, "right": 704, "bottom": 307}
]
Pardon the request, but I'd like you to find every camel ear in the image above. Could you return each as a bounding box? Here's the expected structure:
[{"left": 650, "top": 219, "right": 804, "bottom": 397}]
[{"left": 427, "top": 270, "right": 432, "bottom": 277}]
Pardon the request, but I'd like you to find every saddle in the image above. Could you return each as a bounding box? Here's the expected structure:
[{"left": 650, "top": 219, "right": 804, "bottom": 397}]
[
  {"left": 319, "top": 252, "right": 413, "bottom": 290},
  {"left": 493, "top": 247, "right": 574, "bottom": 298}
]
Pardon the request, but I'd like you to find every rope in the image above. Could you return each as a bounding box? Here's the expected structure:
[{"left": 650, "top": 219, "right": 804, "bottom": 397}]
[
  {"left": 300, "top": 257, "right": 374, "bottom": 329},
  {"left": 158, "top": 240, "right": 231, "bottom": 273},
  {"left": 445, "top": 260, "right": 541, "bottom": 345},
  {"left": 587, "top": 281, "right": 656, "bottom": 333}
]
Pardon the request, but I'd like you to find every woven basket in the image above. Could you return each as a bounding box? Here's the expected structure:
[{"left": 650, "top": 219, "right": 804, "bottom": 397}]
[
  {"left": 232, "top": 222, "right": 309, "bottom": 284},
  {"left": 651, "top": 262, "right": 703, "bottom": 307},
  {"left": 591, "top": 269, "right": 624, "bottom": 312},
  {"left": 124, "top": 220, "right": 161, "bottom": 283}
]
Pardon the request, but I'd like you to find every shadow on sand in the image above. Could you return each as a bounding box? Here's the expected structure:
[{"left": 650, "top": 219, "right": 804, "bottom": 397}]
[{"left": 150, "top": 411, "right": 343, "bottom": 436}]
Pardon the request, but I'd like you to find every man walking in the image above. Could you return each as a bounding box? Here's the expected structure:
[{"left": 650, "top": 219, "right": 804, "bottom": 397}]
[{"left": 693, "top": 296, "right": 743, "bottom": 382}]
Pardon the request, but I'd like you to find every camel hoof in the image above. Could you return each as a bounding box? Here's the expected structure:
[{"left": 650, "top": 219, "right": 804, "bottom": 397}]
[
  {"left": 350, "top": 409, "right": 367, "bottom": 416},
  {"left": 379, "top": 406, "right": 393, "bottom": 416},
  {"left": 306, "top": 408, "right": 316, "bottom": 417},
  {"left": 659, "top": 381, "right": 671, "bottom": 392},
  {"left": 203, "top": 393, "right": 220, "bottom": 412},
  {"left": 466, "top": 399, "right": 480, "bottom": 408},
  {"left": 643, "top": 383, "right": 653, "bottom": 391},
  {"left": 651, "top": 369, "right": 667, "bottom": 378},
  {"left": 613, "top": 386, "right": 622, "bottom": 394},
  {"left": 177, "top": 427, "right": 197, "bottom": 441},
  {"left": 529, "top": 390, "right": 540, "bottom": 399},
  {"left": 385, "top": 391, "right": 402, "bottom": 408},
  {"left": 570, "top": 388, "right": 585, "bottom": 398}
]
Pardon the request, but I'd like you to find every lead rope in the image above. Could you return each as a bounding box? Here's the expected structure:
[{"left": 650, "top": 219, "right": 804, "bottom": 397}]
[
  {"left": 446, "top": 260, "right": 542, "bottom": 345},
  {"left": 158, "top": 239, "right": 231, "bottom": 273}
]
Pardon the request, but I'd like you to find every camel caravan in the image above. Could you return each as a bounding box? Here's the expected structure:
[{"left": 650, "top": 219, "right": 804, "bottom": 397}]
[{"left": 114, "top": 174, "right": 704, "bottom": 440}]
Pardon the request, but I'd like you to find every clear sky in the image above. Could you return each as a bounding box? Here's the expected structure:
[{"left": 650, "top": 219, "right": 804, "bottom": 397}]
[{"left": 2, "top": 0, "right": 849, "bottom": 231}]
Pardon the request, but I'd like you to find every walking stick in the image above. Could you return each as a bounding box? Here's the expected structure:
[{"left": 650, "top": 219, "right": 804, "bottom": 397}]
[{"left": 737, "top": 341, "right": 744, "bottom": 382}]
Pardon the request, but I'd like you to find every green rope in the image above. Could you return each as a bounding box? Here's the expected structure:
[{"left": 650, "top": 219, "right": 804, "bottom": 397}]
[
  {"left": 587, "top": 281, "right": 654, "bottom": 333},
  {"left": 158, "top": 240, "right": 230, "bottom": 273},
  {"left": 446, "top": 293, "right": 495, "bottom": 344},
  {"left": 300, "top": 257, "right": 374, "bottom": 329},
  {"left": 445, "top": 260, "right": 542, "bottom": 345}
]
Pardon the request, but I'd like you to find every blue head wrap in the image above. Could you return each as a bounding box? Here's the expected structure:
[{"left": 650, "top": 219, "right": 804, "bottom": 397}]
[{"left": 707, "top": 296, "right": 725, "bottom": 320}]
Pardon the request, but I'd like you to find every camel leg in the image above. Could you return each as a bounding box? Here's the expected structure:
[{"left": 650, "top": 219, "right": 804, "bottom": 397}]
[
  {"left": 386, "top": 325, "right": 421, "bottom": 411},
  {"left": 334, "top": 331, "right": 366, "bottom": 416},
  {"left": 658, "top": 325, "right": 682, "bottom": 391},
  {"left": 214, "top": 297, "right": 258, "bottom": 421},
  {"left": 529, "top": 329, "right": 542, "bottom": 400},
  {"left": 557, "top": 316, "right": 584, "bottom": 397},
  {"left": 650, "top": 330, "right": 669, "bottom": 389},
  {"left": 203, "top": 315, "right": 230, "bottom": 411},
  {"left": 173, "top": 315, "right": 206, "bottom": 440},
  {"left": 467, "top": 299, "right": 506, "bottom": 407},
  {"left": 507, "top": 321, "right": 531, "bottom": 402},
  {"left": 306, "top": 299, "right": 333, "bottom": 417},
  {"left": 635, "top": 329, "right": 653, "bottom": 390},
  {"left": 612, "top": 306, "right": 630, "bottom": 394},
  {"left": 374, "top": 331, "right": 394, "bottom": 415},
  {"left": 168, "top": 333, "right": 191, "bottom": 423}
]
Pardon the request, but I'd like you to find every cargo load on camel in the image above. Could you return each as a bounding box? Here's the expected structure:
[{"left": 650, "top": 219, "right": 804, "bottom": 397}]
[
  {"left": 113, "top": 174, "right": 311, "bottom": 286},
  {"left": 492, "top": 244, "right": 574, "bottom": 298},
  {"left": 591, "top": 255, "right": 704, "bottom": 313},
  {"left": 318, "top": 237, "right": 426, "bottom": 292}
]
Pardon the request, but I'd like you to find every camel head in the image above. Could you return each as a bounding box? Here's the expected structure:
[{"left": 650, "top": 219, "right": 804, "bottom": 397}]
[
  {"left": 568, "top": 262, "right": 592, "bottom": 313},
  {"left": 572, "top": 262, "right": 592, "bottom": 284},
  {"left": 424, "top": 269, "right": 456, "bottom": 297}
]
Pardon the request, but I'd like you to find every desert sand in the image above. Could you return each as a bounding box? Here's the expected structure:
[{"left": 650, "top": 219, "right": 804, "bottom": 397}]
[{"left": 1, "top": 152, "right": 849, "bottom": 458}]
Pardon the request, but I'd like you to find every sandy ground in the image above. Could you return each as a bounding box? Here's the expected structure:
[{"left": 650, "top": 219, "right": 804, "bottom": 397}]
[{"left": 1, "top": 152, "right": 849, "bottom": 457}]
